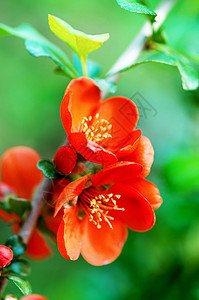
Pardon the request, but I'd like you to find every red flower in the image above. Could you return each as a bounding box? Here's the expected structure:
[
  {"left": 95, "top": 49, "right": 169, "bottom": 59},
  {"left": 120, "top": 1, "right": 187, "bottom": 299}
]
[
  {"left": 0, "top": 245, "right": 13, "bottom": 267},
  {"left": 54, "top": 161, "right": 162, "bottom": 266},
  {"left": 59, "top": 77, "right": 143, "bottom": 167},
  {"left": 0, "top": 146, "right": 54, "bottom": 260}
]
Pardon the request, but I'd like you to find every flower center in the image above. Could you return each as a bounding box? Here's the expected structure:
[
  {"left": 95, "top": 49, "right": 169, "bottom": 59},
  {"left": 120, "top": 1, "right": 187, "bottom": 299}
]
[
  {"left": 78, "top": 188, "right": 124, "bottom": 229},
  {"left": 80, "top": 113, "right": 112, "bottom": 144}
]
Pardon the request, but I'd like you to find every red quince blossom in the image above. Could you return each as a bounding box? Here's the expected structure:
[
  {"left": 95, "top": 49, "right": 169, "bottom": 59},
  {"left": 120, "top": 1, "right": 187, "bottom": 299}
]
[
  {"left": 58, "top": 76, "right": 146, "bottom": 167},
  {"left": 0, "top": 146, "right": 60, "bottom": 260},
  {"left": 54, "top": 161, "right": 162, "bottom": 266},
  {"left": 0, "top": 245, "right": 13, "bottom": 267}
]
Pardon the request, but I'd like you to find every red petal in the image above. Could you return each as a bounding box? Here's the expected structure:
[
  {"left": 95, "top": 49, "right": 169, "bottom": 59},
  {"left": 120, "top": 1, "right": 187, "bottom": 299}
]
[
  {"left": 26, "top": 229, "right": 52, "bottom": 260},
  {"left": 91, "top": 161, "right": 142, "bottom": 187},
  {"left": 45, "top": 210, "right": 63, "bottom": 236},
  {"left": 116, "top": 129, "right": 142, "bottom": 158},
  {"left": 61, "top": 77, "right": 101, "bottom": 133},
  {"left": 80, "top": 216, "right": 128, "bottom": 266},
  {"left": 96, "top": 97, "right": 139, "bottom": 151},
  {"left": 68, "top": 132, "right": 117, "bottom": 166},
  {"left": 120, "top": 136, "right": 154, "bottom": 177},
  {"left": 57, "top": 219, "right": 69, "bottom": 259},
  {"left": 54, "top": 173, "right": 90, "bottom": 217},
  {"left": 127, "top": 178, "right": 163, "bottom": 210},
  {"left": 109, "top": 183, "right": 155, "bottom": 232},
  {"left": 54, "top": 145, "right": 77, "bottom": 175},
  {"left": 0, "top": 146, "right": 43, "bottom": 199},
  {"left": 57, "top": 207, "right": 81, "bottom": 261}
]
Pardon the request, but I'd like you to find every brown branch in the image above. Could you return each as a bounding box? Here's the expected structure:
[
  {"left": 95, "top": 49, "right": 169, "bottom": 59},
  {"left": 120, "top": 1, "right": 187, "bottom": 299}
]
[{"left": 0, "top": 0, "right": 177, "bottom": 296}]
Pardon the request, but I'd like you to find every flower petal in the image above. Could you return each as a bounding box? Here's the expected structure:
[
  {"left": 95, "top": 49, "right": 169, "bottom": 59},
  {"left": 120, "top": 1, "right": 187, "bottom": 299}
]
[
  {"left": 57, "top": 207, "right": 81, "bottom": 261},
  {"left": 61, "top": 77, "right": 101, "bottom": 133},
  {"left": 54, "top": 145, "right": 77, "bottom": 175},
  {"left": 120, "top": 136, "right": 154, "bottom": 177},
  {"left": 26, "top": 229, "right": 52, "bottom": 260},
  {"left": 96, "top": 97, "right": 139, "bottom": 151},
  {"left": 68, "top": 132, "right": 117, "bottom": 166},
  {"left": 127, "top": 178, "right": 163, "bottom": 210},
  {"left": 116, "top": 129, "right": 142, "bottom": 158},
  {"left": 91, "top": 161, "right": 142, "bottom": 187},
  {"left": 109, "top": 183, "right": 155, "bottom": 232},
  {"left": 80, "top": 216, "right": 128, "bottom": 266},
  {"left": 0, "top": 146, "right": 43, "bottom": 199},
  {"left": 54, "top": 173, "right": 90, "bottom": 217}
]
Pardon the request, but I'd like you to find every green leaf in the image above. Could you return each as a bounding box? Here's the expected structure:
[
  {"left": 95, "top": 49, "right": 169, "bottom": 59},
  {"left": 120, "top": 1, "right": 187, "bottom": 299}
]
[
  {"left": 154, "top": 44, "right": 199, "bottom": 90},
  {"left": 7, "top": 275, "right": 32, "bottom": 295},
  {"left": 37, "top": 159, "right": 63, "bottom": 179},
  {"left": 25, "top": 40, "right": 75, "bottom": 77},
  {"left": 116, "top": 0, "right": 156, "bottom": 17},
  {"left": 48, "top": 14, "right": 109, "bottom": 66},
  {"left": 5, "top": 236, "right": 26, "bottom": 258},
  {"left": 0, "top": 23, "right": 77, "bottom": 78},
  {"left": 94, "top": 78, "right": 117, "bottom": 94},
  {"left": 8, "top": 197, "right": 31, "bottom": 217},
  {"left": 8, "top": 260, "right": 31, "bottom": 277},
  {"left": 107, "top": 47, "right": 199, "bottom": 91}
]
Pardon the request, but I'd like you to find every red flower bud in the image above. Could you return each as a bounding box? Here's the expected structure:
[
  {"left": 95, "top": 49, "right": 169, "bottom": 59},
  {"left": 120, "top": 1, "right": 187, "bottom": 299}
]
[
  {"left": 54, "top": 145, "right": 77, "bottom": 175},
  {"left": 21, "top": 294, "right": 48, "bottom": 300},
  {"left": 0, "top": 245, "right": 13, "bottom": 267}
]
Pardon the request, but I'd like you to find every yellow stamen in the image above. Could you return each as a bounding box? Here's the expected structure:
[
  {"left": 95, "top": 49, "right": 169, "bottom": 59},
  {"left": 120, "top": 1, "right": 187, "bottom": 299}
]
[
  {"left": 79, "top": 188, "right": 124, "bottom": 229},
  {"left": 80, "top": 113, "right": 112, "bottom": 144}
]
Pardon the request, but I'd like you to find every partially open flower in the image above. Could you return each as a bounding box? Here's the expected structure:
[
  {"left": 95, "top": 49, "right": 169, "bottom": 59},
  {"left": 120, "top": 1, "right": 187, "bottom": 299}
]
[
  {"left": 60, "top": 77, "right": 141, "bottom": 166},
  {"left": 0, "top": 245, "right": 13, "bottom": 267}
]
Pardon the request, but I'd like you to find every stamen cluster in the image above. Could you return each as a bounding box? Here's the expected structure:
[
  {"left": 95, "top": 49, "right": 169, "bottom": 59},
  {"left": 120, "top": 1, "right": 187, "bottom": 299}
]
[{"left": 80, "top": 113, "right": 112, "bottom": 144}]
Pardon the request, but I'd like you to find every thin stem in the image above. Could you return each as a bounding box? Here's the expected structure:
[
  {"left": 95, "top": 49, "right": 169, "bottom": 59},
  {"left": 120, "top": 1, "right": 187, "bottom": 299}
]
[
  {"left": 80, "top": 56, "right": 88, "bottom": 77},
  {"left": 102, "top": 0, "right": 177, "bottom": 98},
  {"left": 19, "top": 178, "right": 54, "bottom": 244}
]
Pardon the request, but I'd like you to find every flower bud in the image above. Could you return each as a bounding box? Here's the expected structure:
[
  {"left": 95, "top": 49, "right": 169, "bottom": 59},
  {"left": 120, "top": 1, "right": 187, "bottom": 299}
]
[
  {"left": 1, "top": 146, "right": 43, "bottom": 199},
  {"left": 54, "top": 145, "right": 77, "bottom": 175},
  {"left": 21, "top": 295, "right": 48, "bottom": 300},
  {"left": 0, "top": 245, "right": 13, "bottom": 267}
]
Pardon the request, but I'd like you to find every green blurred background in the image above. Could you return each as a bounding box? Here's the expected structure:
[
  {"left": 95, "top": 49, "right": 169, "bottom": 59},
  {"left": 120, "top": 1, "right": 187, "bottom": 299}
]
[{"left": 0, "top": 0, "right": 199, "bottom": 299}]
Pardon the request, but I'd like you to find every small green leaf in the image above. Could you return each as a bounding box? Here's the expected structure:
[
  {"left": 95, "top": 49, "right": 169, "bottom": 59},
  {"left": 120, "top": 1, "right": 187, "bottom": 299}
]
[
  {"left": 25, "top": 40, "right": 75, "bottom": 77},
  {"left": 7, "top": 275, "right": 32, "bottom": 295},
  {"left": 5, "top": 236, "right": 26, "bottom": 258},
  {"left": 107, "top": 48, "right": 199, "bottom": 91},
  {"left": 116, "top": 0, "right": 157, "bottom": 17},
  {"left": 94, "top": 79, "right": 117, "bottom": 94},
  {"left": 8, "top": 197, "right": 31, "bottom": 217},
  {"left": 48, "top": 14, "right": 109, "bottom": 68},
  {"left": 37, "top": 159, "right": 63, "bottom": 179},
  {"left": 0, "top": 23, "right": 77, "bottom": 78},
  {"left": 7, "top": 260, "right": 31, "bottom": 277}
]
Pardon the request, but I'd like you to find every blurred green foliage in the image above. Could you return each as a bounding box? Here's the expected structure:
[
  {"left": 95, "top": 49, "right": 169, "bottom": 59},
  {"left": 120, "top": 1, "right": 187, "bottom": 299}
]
[{"left": 0, "top": 0, "right": 199, "bottom": 299}]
